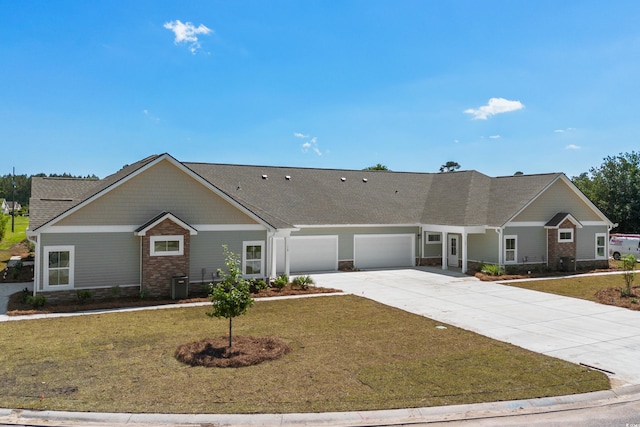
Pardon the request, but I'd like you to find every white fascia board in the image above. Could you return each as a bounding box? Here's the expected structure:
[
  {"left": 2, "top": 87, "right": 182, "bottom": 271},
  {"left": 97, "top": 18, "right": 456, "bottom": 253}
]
[
  {"left": 192, "top": 224, "right": 268, "bottom": 232},
  {"left": 294, "top": 223, "right": 420, "bottom": 229},
  {"left": 581, "top": 221, "right": 612, "bottom": 227},
  {"left": 421, "top": 224, "right": 487, "bottom": 234},
  {"left": 136, "top": 212, "right": 198, "bottom": 236},
  {"left": 506, "top": 221, "right": 547, "bottom": 227}
]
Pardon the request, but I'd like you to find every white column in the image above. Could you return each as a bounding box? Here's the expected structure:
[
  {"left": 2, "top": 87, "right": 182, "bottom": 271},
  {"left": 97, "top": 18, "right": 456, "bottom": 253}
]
[
  {"left": 461, "top": 231, "right": 468, "bottom": 274},
  {"left": 442, "top": 232, "right": 448, "bottom": 270},
  {"left": 284, "top": 236, "right": 291, "bottom": 276},
  {"left": 268, "top": 233, "right": 277, "bottom": 279}
]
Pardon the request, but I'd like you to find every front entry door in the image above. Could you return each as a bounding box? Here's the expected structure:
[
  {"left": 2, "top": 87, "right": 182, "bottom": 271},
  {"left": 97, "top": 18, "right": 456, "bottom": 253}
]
[{"left": 448, "top": 235, "right": 459, "bottom": 267}]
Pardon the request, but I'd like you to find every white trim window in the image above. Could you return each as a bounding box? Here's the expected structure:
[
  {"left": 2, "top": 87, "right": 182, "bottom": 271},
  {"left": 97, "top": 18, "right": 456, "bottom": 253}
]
[
  {"left": 243, "top": 241, "right": 265, "bottom": 277},
  {"left": 558, "top": 228, "right": 574, "bottom": 243},
  {"left": 44, "top": 246, "right": 74, "bottom": 290},
  {"left": 504, "top": 235, "right": 517, "bottom": 264},
  {"left": 595, "top": 233, "right": 607, "bottom": 259},
  {"left": 425, "top": 233, "right": 442, "bottom": 244},
  {"left": 150, "top": 235, "right": 184, "bottom": 256}
]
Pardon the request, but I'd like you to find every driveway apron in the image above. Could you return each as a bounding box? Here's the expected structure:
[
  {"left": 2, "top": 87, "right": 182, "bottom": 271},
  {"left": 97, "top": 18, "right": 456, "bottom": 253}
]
[{"left": 311, "top": 268, "right": 640, "bottom": 386}]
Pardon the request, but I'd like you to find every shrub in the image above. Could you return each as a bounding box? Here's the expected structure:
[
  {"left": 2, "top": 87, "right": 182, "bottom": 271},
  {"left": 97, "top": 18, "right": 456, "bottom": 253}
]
[
  {"left": 480, "top": 263, "right": 504, "bottom": 276},
  {"left": 19, "top": 287, "right": 30, "bottom": 304},
  {"left": 248, "top": 278, "right": 269, "bottom": 292},
  {"left": 26, "top": 294, "right": 46, "bottom": 308},
  {"left": 76, "top": 290, "right": 93, "bottom": 302},
  {"left": 10, "top": 261, "right": 23, "bottom": 279},
  {"left": 291, "top": 275, "right": 314, "bottom": 290},
  {"left": 139, "top": 289, "right": 149, "bottom": 299},
  {"left": 272, "top": 274, "right": 288, "bottom": 290},
  {"left": 505, "top": 265, "right": 519, "bottom": 275},
  {"left": 111, "top": 285, "right": 121, "bottom": 298}
]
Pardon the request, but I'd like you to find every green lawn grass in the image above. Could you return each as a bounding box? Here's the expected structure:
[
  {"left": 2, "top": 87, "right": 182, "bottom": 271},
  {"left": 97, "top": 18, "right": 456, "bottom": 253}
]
[
  {"left": 0, "top": 215, "right": 29, "bottom": 269},
  {"left": 0, "top": 215, "right": 28, "bottom": 249},
  {"left": 503, "top": 274, "right": 625, "bottom": 302},
  {"left": 0, "top": 295, "right": 609, "bottom": 414}
]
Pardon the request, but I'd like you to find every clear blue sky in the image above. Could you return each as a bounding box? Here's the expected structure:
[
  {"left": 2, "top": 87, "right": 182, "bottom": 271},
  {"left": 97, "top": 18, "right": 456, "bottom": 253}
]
[{"left": 2, "top": 0, "right": 639, "bottom": 179}]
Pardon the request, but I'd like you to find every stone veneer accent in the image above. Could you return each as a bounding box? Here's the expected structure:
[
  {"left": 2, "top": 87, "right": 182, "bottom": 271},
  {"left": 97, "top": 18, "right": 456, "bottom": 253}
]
[
  {"left": 39, "top": 286, "right": 140, "bottom": 304},
  {"left": 547, "top": 218, "right": 577, "bottom": 271},
  {"left": 141, "top": 219, "right": 190, "bottom": 298}
]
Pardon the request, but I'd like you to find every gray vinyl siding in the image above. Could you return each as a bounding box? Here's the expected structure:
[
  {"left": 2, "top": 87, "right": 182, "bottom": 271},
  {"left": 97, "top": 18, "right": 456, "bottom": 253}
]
[
  {"left": 503, "top": 226, "right": 547, "bottom": 264},
  {"left": 512, "top": 179, "right": 602, "bottom": 222},
  {"left": 189, "top": 230, "right": 268, "bottom": 282},
  {"left": 468, "top": 232, "right": 499, "bottom": 264},
  {"left": 40, "top": 232, "right": 140, "bottom": 290},
  {"left": 576, "top": 225, "right": 608, "bottom": 260},
  {"left": 292, "top": 226, "right": 419, "bottom": 260},
  {"left": 57, "top": 159, "right": 258, "bottom": 227}
]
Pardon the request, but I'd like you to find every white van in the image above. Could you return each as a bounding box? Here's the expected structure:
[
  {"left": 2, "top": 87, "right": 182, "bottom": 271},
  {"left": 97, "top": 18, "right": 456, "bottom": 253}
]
[{"left": 609, "top": 235, "right": 640, "bottom": 260}]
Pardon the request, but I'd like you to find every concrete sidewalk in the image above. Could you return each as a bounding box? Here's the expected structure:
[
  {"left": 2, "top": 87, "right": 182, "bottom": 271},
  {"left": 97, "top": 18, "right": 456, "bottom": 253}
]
[
  {"left": 311, "top": 268, "right": 640, "bottom": 386},
  {"left": 0, "top": 281, "right": 32, "bottom": 317}
]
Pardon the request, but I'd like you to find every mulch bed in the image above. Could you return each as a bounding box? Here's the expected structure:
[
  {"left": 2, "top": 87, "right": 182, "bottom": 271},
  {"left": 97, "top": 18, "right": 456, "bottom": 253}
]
[
  {"left": 175, "top": 335, "right": 291, "bottom": 368},
  {"left": 5, "top": 284, "right": 341, "bottom": 316},
  {"left": 594, "top": 286, "right": 640, "bottom": 310}
]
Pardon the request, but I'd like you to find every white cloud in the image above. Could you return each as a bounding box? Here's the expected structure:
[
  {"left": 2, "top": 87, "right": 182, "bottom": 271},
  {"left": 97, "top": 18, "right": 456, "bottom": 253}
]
[
  {"left": 554, "top": 127, "right": 576, "bottom": 133},
  {"left": 164, "top": 20, "right": 212, "bottom": 54},
  {"left": 299, "top": 135, "right": 322, "bottom": 156},
  {"left": 464, "top": 98, "right": 524, "bottom": 120},
  {"left": 489, "top": 134, "right": 501, "bottom": 139},
  {"left": 565, "top": 144, "right": 581, "bottom": 150}
]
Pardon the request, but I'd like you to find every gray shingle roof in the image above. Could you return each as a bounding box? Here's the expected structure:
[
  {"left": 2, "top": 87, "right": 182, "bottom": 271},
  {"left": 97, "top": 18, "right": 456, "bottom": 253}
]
[{"left": 30, "top": 153, "right": 565, "bottom": 231}]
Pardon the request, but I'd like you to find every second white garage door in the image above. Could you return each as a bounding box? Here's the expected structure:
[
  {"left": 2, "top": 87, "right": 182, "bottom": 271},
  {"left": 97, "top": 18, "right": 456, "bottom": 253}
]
[
  {"left": 276, "top": 235, "right": 339, "bottom": 273},
  {"left": 354, "top": 234, "right": 415, "bottom": 269}
]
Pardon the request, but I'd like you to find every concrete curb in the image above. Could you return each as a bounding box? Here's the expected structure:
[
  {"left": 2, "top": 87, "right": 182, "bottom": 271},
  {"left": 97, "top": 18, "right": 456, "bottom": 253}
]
[{"left": 1, "top": 385, "right": 639, "bottom": 426}]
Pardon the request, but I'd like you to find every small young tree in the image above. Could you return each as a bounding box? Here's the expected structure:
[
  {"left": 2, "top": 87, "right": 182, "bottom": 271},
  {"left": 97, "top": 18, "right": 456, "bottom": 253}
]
[
  {"left": 621, "top": 254, "right": 637, "bottom": 297},
  {"left": 207, "top": 245, "right": 254, "bottom": 347}
]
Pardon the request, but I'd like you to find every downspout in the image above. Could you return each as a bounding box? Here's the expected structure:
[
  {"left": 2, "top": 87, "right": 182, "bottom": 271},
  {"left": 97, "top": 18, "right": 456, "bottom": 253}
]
[{"left": 139, "top": 235, "right": 143, "bottom": 294}]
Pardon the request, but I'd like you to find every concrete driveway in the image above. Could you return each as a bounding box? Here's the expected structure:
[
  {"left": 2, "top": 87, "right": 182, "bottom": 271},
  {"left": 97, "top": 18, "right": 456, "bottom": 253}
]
[{"left": 311, "top": 267, "right": 640, "bottom": 387}]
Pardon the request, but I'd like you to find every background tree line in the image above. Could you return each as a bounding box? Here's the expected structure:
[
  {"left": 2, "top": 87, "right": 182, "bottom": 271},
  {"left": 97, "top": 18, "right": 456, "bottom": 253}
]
[
  {"left": 0, "top": 173, "right": 98, "bottom": 212},
  {"left": 572, "top": 151, "right": 640, "bottom": 234}
]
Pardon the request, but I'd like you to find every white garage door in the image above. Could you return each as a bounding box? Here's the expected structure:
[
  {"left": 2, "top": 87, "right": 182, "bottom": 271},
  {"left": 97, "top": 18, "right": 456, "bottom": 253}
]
[
  {"left": 354, "top": 234, "right": 415, "bottom": 269},
  {"left": 275, "top": 236, "right": 339, "bottom": 273}
]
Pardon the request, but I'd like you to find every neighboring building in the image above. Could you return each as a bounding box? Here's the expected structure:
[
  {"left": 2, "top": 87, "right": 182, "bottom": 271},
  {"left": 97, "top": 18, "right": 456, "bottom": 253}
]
[
  {"left": 1, "top": 199, "right": 21, "bottom": 215},
  {"left": 27, "top": 153, "right": 614, "bottom": 301}
]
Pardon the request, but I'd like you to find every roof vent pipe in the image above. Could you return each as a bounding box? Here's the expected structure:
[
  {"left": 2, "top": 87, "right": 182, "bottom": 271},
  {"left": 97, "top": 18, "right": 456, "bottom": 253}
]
[
  {"left": 341, "top": 177, "right": 346, "bottom": 182},
  {"left": 285, "top": 175, "right": 291, "bottom": 180},
  {"left": 262, "top": 175, "right": 268, "bottom": 179}
]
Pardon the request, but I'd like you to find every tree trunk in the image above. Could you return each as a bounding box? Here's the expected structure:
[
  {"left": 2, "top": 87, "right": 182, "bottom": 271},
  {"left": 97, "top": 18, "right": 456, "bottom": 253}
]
[{"left": 228, "top": 317, "right": 233, "bottom": 348}]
